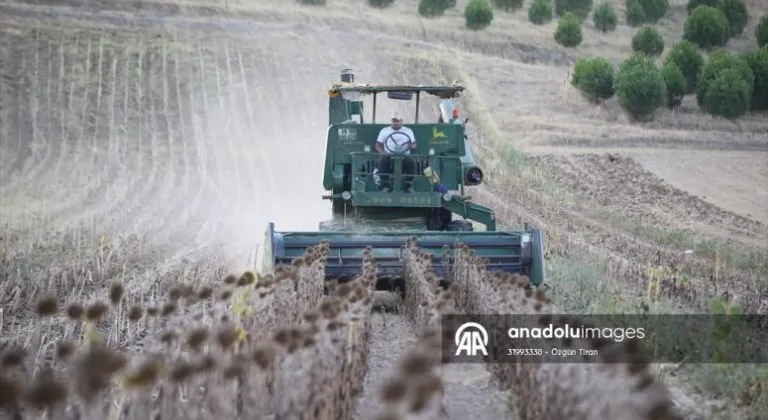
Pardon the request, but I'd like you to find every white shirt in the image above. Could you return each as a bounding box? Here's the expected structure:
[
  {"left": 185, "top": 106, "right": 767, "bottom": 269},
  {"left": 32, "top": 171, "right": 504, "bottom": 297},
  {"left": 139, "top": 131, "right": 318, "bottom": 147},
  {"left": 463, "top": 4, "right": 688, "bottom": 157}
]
[{"left": 376, "top": 126, "right": 416, "bottom": 154}]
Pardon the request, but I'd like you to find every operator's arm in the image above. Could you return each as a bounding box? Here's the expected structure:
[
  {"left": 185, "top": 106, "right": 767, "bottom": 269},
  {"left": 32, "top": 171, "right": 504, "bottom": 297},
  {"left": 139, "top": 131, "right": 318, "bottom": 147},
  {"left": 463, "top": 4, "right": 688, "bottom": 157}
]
[
  {"left": 408, "top": 127, "right": 417, "bottom": 149},
  {"left": 376, "top": 127, "right": 387, "bottom": 153}
]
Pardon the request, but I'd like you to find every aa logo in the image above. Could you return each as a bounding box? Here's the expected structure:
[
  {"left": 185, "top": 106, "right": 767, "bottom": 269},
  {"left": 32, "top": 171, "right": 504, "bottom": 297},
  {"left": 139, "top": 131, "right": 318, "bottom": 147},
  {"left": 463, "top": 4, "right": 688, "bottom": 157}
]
[{"left": 454, "top": 322, "right": 488, "bottom": 356}]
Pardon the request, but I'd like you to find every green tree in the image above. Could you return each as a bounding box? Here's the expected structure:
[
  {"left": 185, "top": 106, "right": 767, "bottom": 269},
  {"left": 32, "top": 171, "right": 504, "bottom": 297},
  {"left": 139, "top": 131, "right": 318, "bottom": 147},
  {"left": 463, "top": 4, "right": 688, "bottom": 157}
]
[
  {"left": 492, "top": 0, "right": 524, "bottom": 12},
  {"left": 615, "top": 53, "right": 667, "bottom": 120},
  {"left": 696, "top": 49, "right": 754, "bottom": 108},
  {"left": 632, "top": 25, "right": 665, "bottom": 56},
  {"left": 742, "top": 47, "right": 768, "bottom": 110},
  {"left": 529, "top": 0, "right": 554, "bottom": 24},
  {"left": 571, "top": 57, "right": 615, "bottom": 102},
  {"left": 757, "top": 15, "right": 768, "bottom": 48},
  {"left": 593, "top": 2, "right": 618, "bottom": 32},
  {"left": 626, "top": 0, "right": 647, "bottom": 27},
  {"left": 367, "top": 0, "right": 396, "bottom": 8},
  {"left": 555, "top": 12, "right": 583, "bottom": 47},
  {"left": 686, "top": 0, "right": 718, "bottom": 13},
  {"left": 717, "top": 0, "right": 748, "bottom": 38},
  {"left": 622, "top": 52, "right": 655, "bottom": 69},
  {"left": 555, "top": 0, "right": 593, "bottom": 20},
  {"left": 683, "top": 6, "right": 730, "bottom": 50},
  {"left": 466, "top": 0, "right": 494, "bottom": 30},
  {"left": 664, "top": 40, "right": 704, "bottom": 93},
  {"left": 661, "top": 61, "right": 687, "bottom": 108},
  {"left": 419, "top": 0, "right": 454, "bottom": 17},
  {"left": 703, "top": 68, "right": 751, "bottom": 119},
  {"left": 638, "top": 0, "right": 669, "bottom": 24}
]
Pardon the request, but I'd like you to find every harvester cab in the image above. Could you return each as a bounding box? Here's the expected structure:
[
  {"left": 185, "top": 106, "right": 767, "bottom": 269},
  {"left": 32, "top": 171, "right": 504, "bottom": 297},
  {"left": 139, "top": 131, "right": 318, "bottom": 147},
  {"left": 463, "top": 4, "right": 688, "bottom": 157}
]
[{"left": 259, "top": 69, "right": 546, "bottom": 293}]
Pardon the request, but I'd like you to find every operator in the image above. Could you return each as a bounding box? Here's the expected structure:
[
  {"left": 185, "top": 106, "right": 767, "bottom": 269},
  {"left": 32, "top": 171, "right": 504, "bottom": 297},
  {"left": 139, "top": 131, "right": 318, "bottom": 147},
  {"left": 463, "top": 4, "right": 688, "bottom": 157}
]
[{"left": 375, "top": 111, "right": 417, "bottom": 193}]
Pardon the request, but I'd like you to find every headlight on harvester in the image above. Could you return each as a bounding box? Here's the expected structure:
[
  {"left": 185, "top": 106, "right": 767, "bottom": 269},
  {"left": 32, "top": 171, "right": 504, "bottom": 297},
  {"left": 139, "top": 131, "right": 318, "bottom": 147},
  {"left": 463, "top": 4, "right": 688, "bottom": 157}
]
[
  {"left": 465, "top": 166, "right": 483, "bottom": 186},
  {"left": 442, "top": 192, "right": 453, "bottom": 202},
  {"left": 342, "top": 191, "right": 352, "bottom": 200}
]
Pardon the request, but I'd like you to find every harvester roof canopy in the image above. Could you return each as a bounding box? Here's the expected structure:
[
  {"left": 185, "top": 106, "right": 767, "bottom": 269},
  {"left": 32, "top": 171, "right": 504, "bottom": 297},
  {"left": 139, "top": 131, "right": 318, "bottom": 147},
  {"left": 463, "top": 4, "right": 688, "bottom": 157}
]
[{"left": 329, "top": 83, "right": 464, "bottom": 99}]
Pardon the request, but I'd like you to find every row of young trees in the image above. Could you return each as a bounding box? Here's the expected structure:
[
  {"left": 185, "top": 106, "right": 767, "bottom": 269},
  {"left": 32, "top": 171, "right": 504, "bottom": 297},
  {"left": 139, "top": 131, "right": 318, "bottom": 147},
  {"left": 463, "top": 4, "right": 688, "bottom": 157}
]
[
  {"left": 572, "top": 42, "right": 767, "bottom": 121},
  {"left": 296, "top": 0, "right": 768, "bottom": 46},
  {"left": 550, "top": 0, "right": 764, "bottom": 49},
  {"left": 563, "top": 1, "right": 767, "bottom": 121},
  {"left": 295, "top": 0, "right": 497, "bottom": 29},
  {"left": 295, "top": 0, "right": 766, "bottom": 121}
]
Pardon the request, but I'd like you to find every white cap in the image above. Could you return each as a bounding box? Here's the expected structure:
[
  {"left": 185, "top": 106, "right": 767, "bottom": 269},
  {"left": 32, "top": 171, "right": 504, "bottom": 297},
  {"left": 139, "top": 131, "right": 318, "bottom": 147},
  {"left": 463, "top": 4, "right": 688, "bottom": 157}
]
[{"left": 391, "top": 111, "right": 402, "bottom": 121}]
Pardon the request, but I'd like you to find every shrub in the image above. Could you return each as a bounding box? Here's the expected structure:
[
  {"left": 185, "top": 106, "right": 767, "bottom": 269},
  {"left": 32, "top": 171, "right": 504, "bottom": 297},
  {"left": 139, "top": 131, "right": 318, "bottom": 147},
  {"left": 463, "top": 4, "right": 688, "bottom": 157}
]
[
  {"left": 717, "top": 0, "right": 748, "bottom": 38},
  {"left": 626, "top": 0, "right": 647, "bottom": 27},
  {"left": 664, "top": 40, "right": 704, "bottom": 93},
  {"left": 661, "top": 61, "right": 687, "bottom": 108},
  {"left": 615, "top": 53, "right": 667, "bottom": 120},
  {"left": 571, "top": 57, "right": 615, "bottom": 102},
  {"left": 742, "top": 47, "right": 768, "bottom": 110},
  {"left": 622, "top": 52, "right": 653, "bottom": 69},
  {"left": 367, "top": 0, "right": 396, "bottom": 8},
  {"left": 638, "top": 0, "right": 670, "bottom": 24},
  {"left": 295, "top": 0, "right": 326, "bottom": 4},
  {"left": 686, "top": 0, "right": 718, "bottom": 13},
  {"left": 632, "top": 25, "right": 665, "bottom": 56},
  {"left": 683, "top": 6, "right": 730, "bottom": 50},
  {"left": 529, "top": 0, "right": 554, "bottom": 24},
  {"left": 702, "top": 68, "right": 751, "bottom": 119},
  {"left": 418, "top": 0, "right": 454, "bottom": 17},
  {"left": 555, "top": 12, "right": 583, "bottom": 47},
  {"left": 492, "top": 0, "right": 524, "bottom": 12},
  {"left": 593, "top": 2, "right": 617, "bottom": 32},
  {"left": 696, "top": 49, "right": 754, "bottom": 108},
  {"left": 554, "top": 0, "right": 593, "bottom": 20},
  {"left": 757, "top": 15, "right": 768, "bottom": 48},
  {"left": 466, "top": 0, "right": 494, "bottom": 29}
]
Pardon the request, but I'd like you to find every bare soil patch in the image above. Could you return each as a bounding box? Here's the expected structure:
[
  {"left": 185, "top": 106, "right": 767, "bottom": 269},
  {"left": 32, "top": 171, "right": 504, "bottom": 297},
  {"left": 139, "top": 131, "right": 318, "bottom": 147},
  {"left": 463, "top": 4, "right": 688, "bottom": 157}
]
[{"left": 527, "top": 153, "right": 767, "bottom": 248}]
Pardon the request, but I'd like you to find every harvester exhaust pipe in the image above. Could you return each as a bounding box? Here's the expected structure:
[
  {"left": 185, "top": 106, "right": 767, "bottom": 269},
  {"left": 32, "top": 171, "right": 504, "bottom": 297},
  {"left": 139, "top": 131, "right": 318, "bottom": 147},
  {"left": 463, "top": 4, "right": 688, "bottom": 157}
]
[{"left": 341, "top": 68, "right": 355, "bottom": 83}]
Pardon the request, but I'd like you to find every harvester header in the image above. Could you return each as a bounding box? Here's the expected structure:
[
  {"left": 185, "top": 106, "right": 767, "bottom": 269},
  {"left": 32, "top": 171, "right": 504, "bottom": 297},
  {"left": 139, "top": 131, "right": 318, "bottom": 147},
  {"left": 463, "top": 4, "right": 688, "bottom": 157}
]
[{"left": 259, "top": 69, "right": 546, "bottom": 294}]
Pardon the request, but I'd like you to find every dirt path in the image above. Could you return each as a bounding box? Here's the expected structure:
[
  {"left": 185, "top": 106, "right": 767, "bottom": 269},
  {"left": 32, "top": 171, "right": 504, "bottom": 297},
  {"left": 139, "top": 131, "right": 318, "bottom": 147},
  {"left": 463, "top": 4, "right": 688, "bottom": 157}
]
[{"left": 356, "top": 312, "right": 512, "bottom": 419}]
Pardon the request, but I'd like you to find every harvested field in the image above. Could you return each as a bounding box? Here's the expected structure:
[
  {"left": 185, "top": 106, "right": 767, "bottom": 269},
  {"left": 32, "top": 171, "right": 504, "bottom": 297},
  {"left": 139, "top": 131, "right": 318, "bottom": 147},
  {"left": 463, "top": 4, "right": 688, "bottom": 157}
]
[
  {"left": 0, "top": 242, "right": 687, "bottom": 420},
  {"left": 1, "top": 1, "right": 767, "bottom": 419}
]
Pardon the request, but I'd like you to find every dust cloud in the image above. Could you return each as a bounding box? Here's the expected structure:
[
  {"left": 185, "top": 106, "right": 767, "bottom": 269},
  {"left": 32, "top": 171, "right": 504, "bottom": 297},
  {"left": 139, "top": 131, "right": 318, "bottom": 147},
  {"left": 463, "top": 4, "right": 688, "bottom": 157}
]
[{"left": 0, "top": 21, "right": 450, "bottom": 270}]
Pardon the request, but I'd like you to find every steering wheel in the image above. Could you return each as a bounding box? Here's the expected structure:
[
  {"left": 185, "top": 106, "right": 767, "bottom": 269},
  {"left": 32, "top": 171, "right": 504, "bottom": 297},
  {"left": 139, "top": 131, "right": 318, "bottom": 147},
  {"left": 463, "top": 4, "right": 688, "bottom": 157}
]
[{"left": 383, "top": 131, "right": 414, "bottom": 155}]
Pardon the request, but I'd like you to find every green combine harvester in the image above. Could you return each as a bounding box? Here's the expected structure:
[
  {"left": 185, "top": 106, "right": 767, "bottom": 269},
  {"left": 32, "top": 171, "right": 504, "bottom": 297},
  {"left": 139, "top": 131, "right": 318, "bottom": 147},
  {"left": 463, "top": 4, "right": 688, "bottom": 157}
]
[{"left": 258, "top": 69, "right": 545, "bottom": 293}]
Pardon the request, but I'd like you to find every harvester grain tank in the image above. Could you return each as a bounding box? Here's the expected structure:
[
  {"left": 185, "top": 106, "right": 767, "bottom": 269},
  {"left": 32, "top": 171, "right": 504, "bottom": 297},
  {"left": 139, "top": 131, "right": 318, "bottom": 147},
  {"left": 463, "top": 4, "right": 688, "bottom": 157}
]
[{"left": 258, "top": 69, "right": 546, "bottom": 293}]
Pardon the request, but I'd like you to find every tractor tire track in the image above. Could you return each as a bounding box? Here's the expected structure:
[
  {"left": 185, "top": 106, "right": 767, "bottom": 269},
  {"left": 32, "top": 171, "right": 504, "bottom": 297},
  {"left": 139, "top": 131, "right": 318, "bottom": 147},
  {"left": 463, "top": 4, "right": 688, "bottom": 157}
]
[
  {"left": 19, "top": 30, "right": 58, "bottom": 188},
  {"left": 1, "top": 34, "right": 34, "bottom": 189}
]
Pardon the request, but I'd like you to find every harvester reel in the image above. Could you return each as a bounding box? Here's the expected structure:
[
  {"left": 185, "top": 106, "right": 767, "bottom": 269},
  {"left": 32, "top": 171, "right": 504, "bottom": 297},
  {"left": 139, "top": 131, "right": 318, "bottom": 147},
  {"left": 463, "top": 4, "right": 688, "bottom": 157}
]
[{"left": 383, "top": 132, "right": 413, "bottom": 155}]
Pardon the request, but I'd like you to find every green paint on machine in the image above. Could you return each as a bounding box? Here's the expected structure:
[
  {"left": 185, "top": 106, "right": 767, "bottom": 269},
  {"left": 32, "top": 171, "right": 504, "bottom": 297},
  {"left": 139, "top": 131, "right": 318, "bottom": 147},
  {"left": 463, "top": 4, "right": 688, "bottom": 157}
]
[{"left": 257, "top": 69, "right": 547, "bottom": 291}]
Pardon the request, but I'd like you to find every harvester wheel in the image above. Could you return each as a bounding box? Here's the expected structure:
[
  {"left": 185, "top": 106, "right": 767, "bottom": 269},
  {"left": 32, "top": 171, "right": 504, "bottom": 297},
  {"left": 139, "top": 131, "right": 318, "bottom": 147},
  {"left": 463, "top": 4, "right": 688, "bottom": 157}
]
[{"left": 445, "top": 220, "right": 473, "bottom": 231}]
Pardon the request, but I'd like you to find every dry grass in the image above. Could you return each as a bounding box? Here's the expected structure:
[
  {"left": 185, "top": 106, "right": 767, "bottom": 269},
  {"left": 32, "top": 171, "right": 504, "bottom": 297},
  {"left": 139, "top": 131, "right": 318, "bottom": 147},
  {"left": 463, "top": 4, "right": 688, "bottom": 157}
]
[
  {"left": 2, "top": 237, "right": 697, "bottom": 420},
  {"left": 369, "top": 238, "right": 687, "bottom": 420},
  {"left": 0, "top": 243, "right": 378, "bottom": 419}
]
